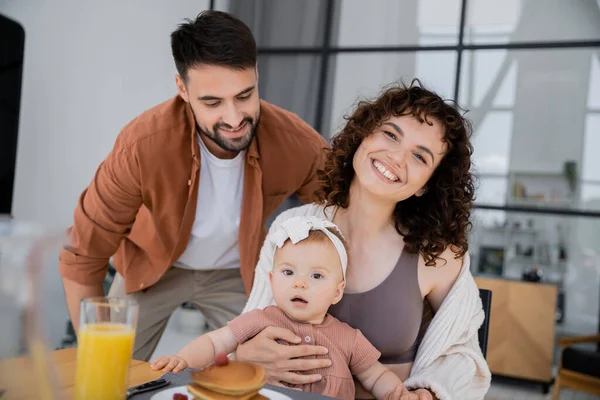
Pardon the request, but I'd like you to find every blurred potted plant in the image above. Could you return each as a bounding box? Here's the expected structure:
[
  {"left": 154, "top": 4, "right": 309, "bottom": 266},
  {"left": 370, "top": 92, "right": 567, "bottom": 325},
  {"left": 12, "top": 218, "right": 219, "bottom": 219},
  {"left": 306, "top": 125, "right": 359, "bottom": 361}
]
[{"left": 563, "top": 160, "right": 577, "bottom": 195}]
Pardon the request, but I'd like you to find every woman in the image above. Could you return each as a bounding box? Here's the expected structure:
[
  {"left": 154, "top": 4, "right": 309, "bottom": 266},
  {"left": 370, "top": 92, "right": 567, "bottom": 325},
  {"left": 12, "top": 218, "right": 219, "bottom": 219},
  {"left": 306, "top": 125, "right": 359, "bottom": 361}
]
[{"left": 237, "top": 79, "right": 491, "bottom": 400}]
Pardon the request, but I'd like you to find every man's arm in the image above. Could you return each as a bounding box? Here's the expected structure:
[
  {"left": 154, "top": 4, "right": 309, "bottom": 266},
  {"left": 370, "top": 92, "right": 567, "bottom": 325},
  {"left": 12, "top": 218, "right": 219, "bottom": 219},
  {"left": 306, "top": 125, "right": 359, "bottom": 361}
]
[
  {"left": 62, "top": 279, "right": 105, "bottom": 331},
  {"left": 60, "top": 141, "right": 143, "bottom": 331}
]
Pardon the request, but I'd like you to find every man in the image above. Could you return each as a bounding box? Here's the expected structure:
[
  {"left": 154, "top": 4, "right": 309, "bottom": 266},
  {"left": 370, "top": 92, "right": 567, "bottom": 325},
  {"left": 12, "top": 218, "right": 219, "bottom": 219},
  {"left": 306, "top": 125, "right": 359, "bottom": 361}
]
[{"left": 59, "top": 10, "right": 328, "bottom": 361}]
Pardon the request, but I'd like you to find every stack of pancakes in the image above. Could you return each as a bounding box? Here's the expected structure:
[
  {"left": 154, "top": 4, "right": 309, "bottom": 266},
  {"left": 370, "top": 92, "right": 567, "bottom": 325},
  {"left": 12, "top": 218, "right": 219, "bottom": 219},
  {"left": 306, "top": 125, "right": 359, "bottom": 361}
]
[{"left": 187, "top": 361, "right": 267, "bottom": 400}]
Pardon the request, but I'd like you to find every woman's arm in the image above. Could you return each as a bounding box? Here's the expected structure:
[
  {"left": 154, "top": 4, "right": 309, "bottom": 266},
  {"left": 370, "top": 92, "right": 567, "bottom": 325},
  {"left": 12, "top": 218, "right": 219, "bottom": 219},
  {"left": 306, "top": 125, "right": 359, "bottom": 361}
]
[
  {"left": 425, "top": 247, "right": 463, "bottom": 312},
  {"left": 405, "top": 251, "right": 491, "bottom": 400}
]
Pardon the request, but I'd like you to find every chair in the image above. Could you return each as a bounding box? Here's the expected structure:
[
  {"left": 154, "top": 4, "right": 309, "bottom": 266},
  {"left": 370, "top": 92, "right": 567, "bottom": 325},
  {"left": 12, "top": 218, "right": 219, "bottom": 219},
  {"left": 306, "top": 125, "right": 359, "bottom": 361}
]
[
  {"left": 478, "top": 289, "right": 492, "bottom": 358},
  {"left": 552, "top": 334, "right": 600, "bottom": 399}
]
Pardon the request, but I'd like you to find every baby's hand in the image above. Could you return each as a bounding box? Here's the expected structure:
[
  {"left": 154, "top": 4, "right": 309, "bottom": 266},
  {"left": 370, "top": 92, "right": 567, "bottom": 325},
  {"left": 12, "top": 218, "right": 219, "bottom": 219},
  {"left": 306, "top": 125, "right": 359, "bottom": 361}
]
[{"left": 150, "top": 355, "right": 188, "bottom": 373}]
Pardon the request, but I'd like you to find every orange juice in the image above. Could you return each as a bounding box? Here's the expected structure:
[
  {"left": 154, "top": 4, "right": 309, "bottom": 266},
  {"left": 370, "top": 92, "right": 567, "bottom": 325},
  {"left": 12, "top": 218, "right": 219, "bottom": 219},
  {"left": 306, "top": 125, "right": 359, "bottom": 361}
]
[{"left": 74, "top": 323, "right": 135, "bottom": 400}]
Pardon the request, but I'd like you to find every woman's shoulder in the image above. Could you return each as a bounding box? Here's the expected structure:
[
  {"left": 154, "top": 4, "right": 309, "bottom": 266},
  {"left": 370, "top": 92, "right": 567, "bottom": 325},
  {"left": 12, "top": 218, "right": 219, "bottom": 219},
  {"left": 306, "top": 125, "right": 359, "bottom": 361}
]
[
  {"left": 419, "top": 246, "right": 474, "bottom": 311},
  {"left": 419, "top": 245, "right": 467, "bottom": 273}
]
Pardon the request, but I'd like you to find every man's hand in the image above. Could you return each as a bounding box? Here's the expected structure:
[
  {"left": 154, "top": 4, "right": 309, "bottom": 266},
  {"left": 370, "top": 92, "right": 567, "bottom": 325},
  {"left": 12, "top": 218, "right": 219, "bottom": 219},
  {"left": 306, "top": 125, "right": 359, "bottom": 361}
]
[{"left": 236, "top": 326, "right": 331, "bottom": 387}]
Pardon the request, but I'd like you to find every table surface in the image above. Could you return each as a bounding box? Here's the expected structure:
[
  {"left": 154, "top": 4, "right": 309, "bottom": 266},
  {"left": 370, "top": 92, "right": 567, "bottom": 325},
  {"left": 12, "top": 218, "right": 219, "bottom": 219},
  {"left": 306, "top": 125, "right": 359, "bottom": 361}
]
[
  {"left": 0, "top": 348, "right": 162, "bottom": 399},
  {"left": 0, "top": 348, "right": 329, "bottom": 400}
]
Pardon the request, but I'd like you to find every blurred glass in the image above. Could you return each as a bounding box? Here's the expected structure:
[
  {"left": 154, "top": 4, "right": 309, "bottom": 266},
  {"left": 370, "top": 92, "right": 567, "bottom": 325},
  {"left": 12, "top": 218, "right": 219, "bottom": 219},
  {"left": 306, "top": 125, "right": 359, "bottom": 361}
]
[
  {"left": 459, "top": 50, "right": 518, "bottom": 110},
  {"left": 327, "top": 51, "right": 457, "bottom": 138},
  {"left": 583, "top": 115, "right": 600, "bottom": 181},
  {"left": 581, "top": 183, "right": 600, "bottom": 212},
  {"left": 588, "top": 55, "right": 600, "bottom": 109},
  {"left": 75, "top": 297, "right": 138, "bottom": 400},
  {"left": 460, "top": 48, "right": 600, "bottom": 210},
  {"left": 464, "top": 0, "right": 600, "bottom": 44},
  {"left": 335, "top": 0, "right": 461, "bottom": 46},
  {"left": 474, "top": 175, "right": 510, "bottom": 206},
  {"left": 469, "top": 207, "right": 600, "bottom": 335},
  {"left": 217, "top": 0, "right": 327, "bottom": 47},
  {"left": 581, "top": 113, "right": 600, "bottom": 211},
  {"left": 0, "top": 218, "right": 66, "bottom": 399},
  {"left": 258, "top": 55, "right": 321, "bottom": 127},
  {"left": 470, "top": 111, "right": 513, "bottom": 176}
]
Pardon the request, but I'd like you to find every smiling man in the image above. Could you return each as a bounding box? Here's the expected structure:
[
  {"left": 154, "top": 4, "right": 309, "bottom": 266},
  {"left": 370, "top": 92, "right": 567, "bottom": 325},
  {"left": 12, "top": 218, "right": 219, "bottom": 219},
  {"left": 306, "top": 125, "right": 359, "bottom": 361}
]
[{"left": 59, "top": 10, "right": 328, "bottom": 361}]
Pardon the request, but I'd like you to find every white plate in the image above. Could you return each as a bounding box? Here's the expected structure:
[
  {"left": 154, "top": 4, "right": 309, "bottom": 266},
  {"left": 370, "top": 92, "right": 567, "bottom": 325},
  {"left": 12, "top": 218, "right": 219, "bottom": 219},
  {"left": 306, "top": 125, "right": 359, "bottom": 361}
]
[{"left": 150, "top": 385, "right": 293, "bottom": 400}]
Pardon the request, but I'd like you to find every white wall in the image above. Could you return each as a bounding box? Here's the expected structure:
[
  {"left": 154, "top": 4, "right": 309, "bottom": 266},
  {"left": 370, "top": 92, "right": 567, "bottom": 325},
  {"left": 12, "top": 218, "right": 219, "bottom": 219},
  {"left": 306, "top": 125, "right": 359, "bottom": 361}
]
[
  {"left": 2, "top": 0, "right": 209, "bottom": 229},
  {"left": 0, "top": 0, "right": 209, "bottom": 349}
]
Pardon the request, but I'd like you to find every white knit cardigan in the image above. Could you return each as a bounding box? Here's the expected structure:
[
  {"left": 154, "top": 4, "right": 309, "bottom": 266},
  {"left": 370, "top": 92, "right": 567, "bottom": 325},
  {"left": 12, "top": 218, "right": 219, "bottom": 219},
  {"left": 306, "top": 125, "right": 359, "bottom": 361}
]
[{"left": 243, "top": 203, "right": 491, "bottom": 400}]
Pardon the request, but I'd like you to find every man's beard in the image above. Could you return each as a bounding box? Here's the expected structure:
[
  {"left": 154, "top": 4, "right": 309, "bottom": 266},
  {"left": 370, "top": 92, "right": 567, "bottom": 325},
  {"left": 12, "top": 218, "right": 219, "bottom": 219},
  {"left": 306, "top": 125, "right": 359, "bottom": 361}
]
[{"left": 198, "top": 114, "right": 260, "bottom": 153}]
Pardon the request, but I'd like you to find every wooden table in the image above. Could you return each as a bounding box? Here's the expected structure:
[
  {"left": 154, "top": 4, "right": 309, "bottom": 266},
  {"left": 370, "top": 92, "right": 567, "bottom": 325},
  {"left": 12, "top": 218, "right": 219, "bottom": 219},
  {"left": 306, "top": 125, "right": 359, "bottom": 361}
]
[{"left": 0, "top": 348, "right": 162, "bottom": 399}]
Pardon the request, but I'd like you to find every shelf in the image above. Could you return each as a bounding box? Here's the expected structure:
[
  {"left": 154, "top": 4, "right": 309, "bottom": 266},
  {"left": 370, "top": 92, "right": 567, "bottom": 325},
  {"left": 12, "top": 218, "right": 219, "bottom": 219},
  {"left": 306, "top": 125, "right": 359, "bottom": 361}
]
[
  {"left": 508, "top": 197, "right": 575, "bottom": 207},
  {"left": 505, "top": 256, "right": 567, "bottom": 267},
  {"left": 484, "top": 227, "right": 538, "bottom": 234},
  {"left": 474, "top": 203, "right": 600, "bottom": 217},
  {"left": 510, "top": 170, "right": 567, "bottom": 178}
]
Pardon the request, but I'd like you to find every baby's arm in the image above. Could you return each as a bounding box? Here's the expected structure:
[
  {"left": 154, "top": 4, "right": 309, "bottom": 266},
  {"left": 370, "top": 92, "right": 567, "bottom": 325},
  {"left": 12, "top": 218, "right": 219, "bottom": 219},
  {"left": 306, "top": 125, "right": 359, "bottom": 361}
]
[
  {"left": 355, "top": 362, "right": 404, "bottom": 400},
  {"left": 179, "top": 326, "right": 238, "bottom": 368},
  {"left": 349, "top": 329, "right": 403, "bottom": 399},
  {"left": 152, "top": 326, "right": 238, "bottom": 372}
]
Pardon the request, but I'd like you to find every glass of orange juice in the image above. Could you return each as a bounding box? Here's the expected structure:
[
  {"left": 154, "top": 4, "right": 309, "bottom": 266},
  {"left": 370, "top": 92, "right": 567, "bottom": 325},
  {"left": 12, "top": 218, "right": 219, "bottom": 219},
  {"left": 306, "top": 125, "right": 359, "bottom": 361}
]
[{"left": 75, "top": 297, "right": 139, "bottom": 400}]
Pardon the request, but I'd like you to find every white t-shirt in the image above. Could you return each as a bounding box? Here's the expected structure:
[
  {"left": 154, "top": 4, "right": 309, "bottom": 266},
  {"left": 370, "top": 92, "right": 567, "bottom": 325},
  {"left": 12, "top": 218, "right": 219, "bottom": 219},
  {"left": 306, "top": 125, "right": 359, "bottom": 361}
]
[{"left": 175, "top": 136, "right": 245, "bottom": 270}]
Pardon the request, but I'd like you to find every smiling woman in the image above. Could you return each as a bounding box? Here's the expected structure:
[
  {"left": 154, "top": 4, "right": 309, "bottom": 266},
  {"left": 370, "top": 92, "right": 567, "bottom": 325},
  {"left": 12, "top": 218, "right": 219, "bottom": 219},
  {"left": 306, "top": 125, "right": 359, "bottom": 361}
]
[
  {"left": 237, "top": 79, "right": 489, "bottom": 400},
  {"left": 320, "top": 78, "right": 474, "bottom": 266}
]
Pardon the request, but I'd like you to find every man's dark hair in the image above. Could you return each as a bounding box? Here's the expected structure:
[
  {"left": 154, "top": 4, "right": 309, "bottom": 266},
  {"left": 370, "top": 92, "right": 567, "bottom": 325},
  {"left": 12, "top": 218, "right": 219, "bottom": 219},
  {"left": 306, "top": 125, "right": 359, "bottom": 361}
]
[{"left": 170, "top": 10, "right": 257, "bottom": 81}]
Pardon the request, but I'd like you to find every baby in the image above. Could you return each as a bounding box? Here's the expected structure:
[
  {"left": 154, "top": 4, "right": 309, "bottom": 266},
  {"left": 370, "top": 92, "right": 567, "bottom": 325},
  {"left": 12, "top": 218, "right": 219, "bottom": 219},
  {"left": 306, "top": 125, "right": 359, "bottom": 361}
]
[{"left": 152, "top": 216, "right": 405, "bottom": 399}]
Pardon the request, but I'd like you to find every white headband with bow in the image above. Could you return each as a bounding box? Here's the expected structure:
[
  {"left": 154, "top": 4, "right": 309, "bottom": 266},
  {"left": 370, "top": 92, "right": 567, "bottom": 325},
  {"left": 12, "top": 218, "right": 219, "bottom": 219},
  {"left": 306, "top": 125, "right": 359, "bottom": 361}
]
[
  {"left": 242, "top": 215, "right": 347, "bottom": 313},
  {"left": 267, "top": 216, "right": 347, "bottom": 278}
]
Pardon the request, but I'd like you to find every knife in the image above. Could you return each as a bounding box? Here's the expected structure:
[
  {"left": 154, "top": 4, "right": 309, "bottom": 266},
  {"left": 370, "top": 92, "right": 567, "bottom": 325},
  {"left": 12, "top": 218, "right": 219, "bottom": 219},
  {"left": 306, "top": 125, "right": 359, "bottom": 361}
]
[{"left": 126, "top": 378, "right": 170, "bottom": 398}]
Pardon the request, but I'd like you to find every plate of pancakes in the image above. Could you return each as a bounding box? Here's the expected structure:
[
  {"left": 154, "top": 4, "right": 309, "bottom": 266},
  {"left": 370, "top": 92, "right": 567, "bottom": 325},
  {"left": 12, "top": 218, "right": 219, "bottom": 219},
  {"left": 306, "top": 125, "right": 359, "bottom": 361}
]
[{"left": 150, "top": 360, "right": 292, "bottom": 400}]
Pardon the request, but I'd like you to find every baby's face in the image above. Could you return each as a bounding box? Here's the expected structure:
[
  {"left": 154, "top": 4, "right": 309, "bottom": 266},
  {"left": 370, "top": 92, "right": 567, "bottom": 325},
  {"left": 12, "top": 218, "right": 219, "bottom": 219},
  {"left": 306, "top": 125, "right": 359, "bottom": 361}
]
[{"left": 270, "top": 239, "right": 345, "bottom": 325}]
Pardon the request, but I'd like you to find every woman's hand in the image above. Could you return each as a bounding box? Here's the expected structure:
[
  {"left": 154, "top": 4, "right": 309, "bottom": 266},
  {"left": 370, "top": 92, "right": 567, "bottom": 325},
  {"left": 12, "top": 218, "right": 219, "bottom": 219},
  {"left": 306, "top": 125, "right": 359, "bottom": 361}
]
[
  {"left": 395, "top": 388, "right": 435, "bottom": 400},
  {"left": 383, "top": 383, "right": 404, "bottom": 399},
  {"left": 236, "top": 326, "right": 332, "bottom": 387},
  {"left": 384, "top": 387, "right": 434, "bottom": 400}
]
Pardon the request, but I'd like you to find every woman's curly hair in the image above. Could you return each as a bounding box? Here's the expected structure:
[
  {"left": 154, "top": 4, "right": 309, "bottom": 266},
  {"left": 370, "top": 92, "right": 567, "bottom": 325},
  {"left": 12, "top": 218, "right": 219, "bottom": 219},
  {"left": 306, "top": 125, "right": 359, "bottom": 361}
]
[{"left": 314, "top": 79, "right": 475, "bottom": 266}]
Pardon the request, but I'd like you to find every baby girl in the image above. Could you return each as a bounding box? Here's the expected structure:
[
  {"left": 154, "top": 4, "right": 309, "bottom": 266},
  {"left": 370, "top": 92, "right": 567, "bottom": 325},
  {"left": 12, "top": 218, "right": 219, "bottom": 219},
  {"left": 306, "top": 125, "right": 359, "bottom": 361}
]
[{"left": 152, "top": 216, "right": 405, "bottom": 399}]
